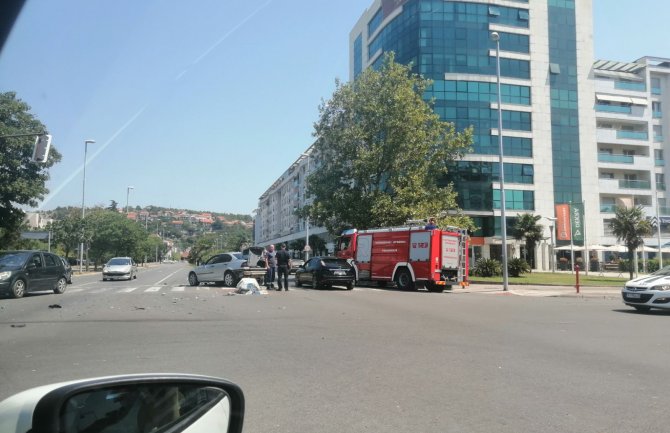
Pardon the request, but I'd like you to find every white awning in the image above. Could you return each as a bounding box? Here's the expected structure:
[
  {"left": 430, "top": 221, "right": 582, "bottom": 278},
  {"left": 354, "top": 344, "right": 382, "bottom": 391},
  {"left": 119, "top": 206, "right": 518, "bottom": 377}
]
[
  {"left": 630, "top": 97, "right": 648, "bottom": 106},
  {"left": 596, "top": 93, "right": 632, "bottom": 104}
]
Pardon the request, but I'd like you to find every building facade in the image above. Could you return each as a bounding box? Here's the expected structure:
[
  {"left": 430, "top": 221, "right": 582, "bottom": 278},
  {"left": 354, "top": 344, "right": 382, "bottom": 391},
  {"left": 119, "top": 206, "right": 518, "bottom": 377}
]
[
  {"left": 350, "top": 0, "right": 596, "bottom": 269},
  {"left": 594, "top": 57, "right": 670, "bottom": 247}
]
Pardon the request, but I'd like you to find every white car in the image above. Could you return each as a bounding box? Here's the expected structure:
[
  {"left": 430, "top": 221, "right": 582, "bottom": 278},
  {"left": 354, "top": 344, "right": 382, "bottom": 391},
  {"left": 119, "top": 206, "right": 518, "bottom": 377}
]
[
  {"left": 188, "top": 252, "right": 266, "bottom": 287},
  {"left": 622, "top": 266, "right": 670, "bottom": 312},
  {"left": 102, "top": 257, "right": 138, "bottom": 281}
]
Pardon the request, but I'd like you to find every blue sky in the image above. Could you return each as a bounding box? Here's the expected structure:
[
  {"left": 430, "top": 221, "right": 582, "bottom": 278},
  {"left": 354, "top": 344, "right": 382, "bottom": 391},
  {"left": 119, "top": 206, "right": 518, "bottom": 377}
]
[{"left": 0, "top": 0, "right": 668, "bottom": 215}]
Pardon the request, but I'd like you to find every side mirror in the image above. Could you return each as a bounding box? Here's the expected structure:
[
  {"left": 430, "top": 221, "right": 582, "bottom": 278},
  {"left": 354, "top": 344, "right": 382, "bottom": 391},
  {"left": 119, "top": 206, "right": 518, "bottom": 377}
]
[{"left": 0, "top": 374, "right": 244, "bottom": 433}]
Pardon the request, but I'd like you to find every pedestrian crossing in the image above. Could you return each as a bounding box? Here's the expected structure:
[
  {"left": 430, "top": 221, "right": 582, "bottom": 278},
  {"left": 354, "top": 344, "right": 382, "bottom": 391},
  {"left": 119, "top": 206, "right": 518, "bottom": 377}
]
[{"left": 67, "top": 285, "right": 236, "bottom": 295}]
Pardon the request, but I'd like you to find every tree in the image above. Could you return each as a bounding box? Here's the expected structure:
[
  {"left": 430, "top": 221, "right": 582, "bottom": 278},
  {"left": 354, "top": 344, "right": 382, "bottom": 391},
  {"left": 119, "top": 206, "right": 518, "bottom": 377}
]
[
  {"left": 48, "top": 211, "right": 84, "bottom": 259},
  {"left": 0, "top": 92, "right": 62, "bottom": 246},
  {"left": 305, "top": 53, "right": 473, "bottom": 235},
  {"left": 107, "top": 200, "right": 119, "bottom": 212},
  {"left": 609, "top": 206, "right": 652, "bottom": 280},
  {"left": 513, "top": 214, "right": 544, "bottom": 269},
  {"left": 87, "top": 210, "right": 147, "bottom": 267}
]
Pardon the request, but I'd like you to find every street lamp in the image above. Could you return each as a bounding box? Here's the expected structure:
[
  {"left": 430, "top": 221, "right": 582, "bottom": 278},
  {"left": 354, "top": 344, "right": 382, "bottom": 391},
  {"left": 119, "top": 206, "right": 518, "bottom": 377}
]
[
  {"left": 543, "top": 216, "right": 558, "bottom": 273},
  {"left": 126, "top": 186, "right": 134, "bottom": 214},
  {"left": 80, "top": 139, "right": 95, "bottom": 273},
  {"left": 656, "top": 189, "right": 663, "bottom": 268},
  {"left": 301, "top": 151, "right": 312, "bottom": 261},
  {"left": 491, "top": 31, "right": 509, "bottom": 291}
]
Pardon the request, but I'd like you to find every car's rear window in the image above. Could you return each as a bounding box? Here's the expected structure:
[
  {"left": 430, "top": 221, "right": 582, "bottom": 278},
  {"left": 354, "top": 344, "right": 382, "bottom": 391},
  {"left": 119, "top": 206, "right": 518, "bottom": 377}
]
[
  {"left": 232, "top": 253, "right": 244, "bottom": 260},
  {"left": 322, "top": 259, "right": 350, "bottom": 269},
  {"left": 108, "top": 258, "right": 130, "bottom": 266}
]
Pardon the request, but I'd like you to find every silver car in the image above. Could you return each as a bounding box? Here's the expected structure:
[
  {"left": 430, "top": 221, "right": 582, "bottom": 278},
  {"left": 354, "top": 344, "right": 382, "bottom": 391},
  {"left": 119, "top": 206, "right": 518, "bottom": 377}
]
[
  {"left": 188, "top": 252, "right": 266, "bottom": 287},
  {"left": 102, "top": 257, "right": 138, "bottom": 281},
  {"left": 622, "top": 266, "right": 670, "bottom": 312}
]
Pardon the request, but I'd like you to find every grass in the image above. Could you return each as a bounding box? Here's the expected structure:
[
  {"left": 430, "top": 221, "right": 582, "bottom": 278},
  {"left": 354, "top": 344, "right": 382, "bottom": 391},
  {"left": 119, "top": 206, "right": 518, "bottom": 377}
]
[{"left": 469, "top": 272, "right": 629, "bottom": 287}]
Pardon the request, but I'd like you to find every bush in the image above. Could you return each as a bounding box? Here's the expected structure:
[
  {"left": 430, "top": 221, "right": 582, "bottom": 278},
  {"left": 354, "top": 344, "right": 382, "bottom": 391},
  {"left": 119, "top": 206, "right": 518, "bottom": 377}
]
[
  {"left": 472, "top": 258, "right": 502, "bottom": 277},
  {"left": 619, "top": 258, "right": 660, "bottom": 273},
  {"left": 508, "top": 258, "right": 531, "bottom": 277}
]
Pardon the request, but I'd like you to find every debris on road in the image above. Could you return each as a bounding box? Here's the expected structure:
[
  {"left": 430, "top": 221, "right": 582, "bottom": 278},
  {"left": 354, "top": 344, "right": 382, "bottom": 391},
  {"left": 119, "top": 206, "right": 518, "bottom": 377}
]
[
  {"left": 235, "top": 278, "right": 267, "bottom": 295},
  {"left": 48, "top": 304, "right": 62, "bottom": 309},
  {"left": 10, "top": 324, "right": 26, "bottom": 328}
]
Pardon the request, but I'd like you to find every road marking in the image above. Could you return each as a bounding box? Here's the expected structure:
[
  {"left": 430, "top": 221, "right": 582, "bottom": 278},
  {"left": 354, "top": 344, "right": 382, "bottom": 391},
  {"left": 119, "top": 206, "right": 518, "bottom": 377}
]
[
  {"left": 171, "top": 287, "right": 185, "bottom": 292},
  {"left": 89, "top": 288, "right": 111, "bottom": 294},
  {"left": 68, "top": 288, "right": 84, "bottom": 293},
  {"left": 145, "top": 287, "right": 162, "bottom": 292},
  {"left": 197, "top": 286, "right": 210, "bottom": 291},
  {"left": 153, "top": 268, "right": 187, "bottom": 286},
  {"left": 120, "top": 287, "right": 138, "bottom": 293}
]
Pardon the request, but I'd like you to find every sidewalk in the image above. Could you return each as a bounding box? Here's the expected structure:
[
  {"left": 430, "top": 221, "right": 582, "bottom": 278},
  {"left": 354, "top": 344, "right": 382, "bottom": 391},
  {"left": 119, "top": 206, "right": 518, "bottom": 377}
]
[{"left": 455, "top": 283, "right": 622, "bottom": 298}]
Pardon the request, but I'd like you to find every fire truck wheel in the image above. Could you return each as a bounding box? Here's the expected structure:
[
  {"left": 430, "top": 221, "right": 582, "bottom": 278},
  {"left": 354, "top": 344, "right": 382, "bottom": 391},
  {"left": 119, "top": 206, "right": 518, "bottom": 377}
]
[
  {"left": 426, "top": 282, "right": 444, "bottom": 293},
  {"left": 394, "top": 269, "right": 415, "bottom": 291}
]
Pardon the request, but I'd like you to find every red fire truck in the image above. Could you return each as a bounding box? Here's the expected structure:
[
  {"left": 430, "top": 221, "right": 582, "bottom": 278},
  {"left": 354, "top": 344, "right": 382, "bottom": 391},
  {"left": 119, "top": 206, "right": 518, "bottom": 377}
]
[{"left": 336, "top": 224, "right": 469, "bottom": 292}]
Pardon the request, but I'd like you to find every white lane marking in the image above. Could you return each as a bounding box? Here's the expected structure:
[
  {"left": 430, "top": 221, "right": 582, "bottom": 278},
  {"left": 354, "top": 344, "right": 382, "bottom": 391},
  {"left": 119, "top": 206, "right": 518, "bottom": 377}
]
[
  {"left": 145, "top": 287, "right": 162, "bottom": 292},
  {"left": 197, "top": 286, "right": 210, "bottom": 291},
  {"left": 68, "top": 288, "right": 84, "bottom": 293},
  {"left": 89, "top": 288, "right": 111, "bottom": 294},
  {"left": 171, "top": 287, "right": 185, "bottom": 292},
  {"left": 154, "top": 268, "right": 187, "bottom": 286},
  {"left": 120, "top": 287, "right": 138, "bottom": 293}
]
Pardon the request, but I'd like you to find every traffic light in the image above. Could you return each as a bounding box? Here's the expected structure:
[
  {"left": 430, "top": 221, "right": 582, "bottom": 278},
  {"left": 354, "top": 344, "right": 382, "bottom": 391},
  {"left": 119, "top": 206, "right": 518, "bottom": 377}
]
[{"left": 32, "top": 134, "right": 52, "bottom": 163}]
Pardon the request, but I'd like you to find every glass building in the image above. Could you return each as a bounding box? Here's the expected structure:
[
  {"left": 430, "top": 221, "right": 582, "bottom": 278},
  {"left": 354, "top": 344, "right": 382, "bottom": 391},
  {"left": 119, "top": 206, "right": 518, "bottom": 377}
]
[{"left": 349, "top": 0, "right": 597, "bottom": 268}]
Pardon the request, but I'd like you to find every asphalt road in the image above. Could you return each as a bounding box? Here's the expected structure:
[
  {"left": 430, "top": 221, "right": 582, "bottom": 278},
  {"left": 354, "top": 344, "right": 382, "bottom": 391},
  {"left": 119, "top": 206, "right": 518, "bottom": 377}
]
[{"left": 1, "top": 262, "right": 669, "bottom": 432}]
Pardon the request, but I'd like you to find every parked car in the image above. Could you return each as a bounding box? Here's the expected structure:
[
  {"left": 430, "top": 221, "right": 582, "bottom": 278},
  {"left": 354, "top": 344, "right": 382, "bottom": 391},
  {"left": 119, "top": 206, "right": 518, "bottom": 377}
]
[
  {"left": 59, "top": 256, "right": 73, "bottom": 284},
  {"left": 622, "top": 265, "right": 670, "bottom": 312},
  {"left": 294, "top": 256, "right": 355, "bottom": 290},
  {"left": 102, "top": 257, "right": 138, "bottom": 281},
  {"left": 0, "top": 250, "right": 69, "bottom": 298},
  {"left": 289, "top": 258, "right": 304, "bottom": 274},
  {"left": 188, "top": 252, "right": 266, "bottom": 287}
]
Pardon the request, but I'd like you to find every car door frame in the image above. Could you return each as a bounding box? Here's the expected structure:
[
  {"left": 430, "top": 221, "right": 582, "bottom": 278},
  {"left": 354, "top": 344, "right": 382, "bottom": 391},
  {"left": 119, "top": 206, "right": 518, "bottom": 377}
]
[
  {"left": 25, "top": 252, "right": 47, "bottom": 291},
  {"left": 42, "top": 253, "right": 62, "bottom": 289},
  {"left": 213, "top": 253, "right": 233, "bottom": 282}
]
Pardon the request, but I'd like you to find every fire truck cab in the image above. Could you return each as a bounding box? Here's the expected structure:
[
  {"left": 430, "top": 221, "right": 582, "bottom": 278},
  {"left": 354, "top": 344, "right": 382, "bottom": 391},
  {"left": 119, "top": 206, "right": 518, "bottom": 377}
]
[{"left": 336, "top": 225, "right": 469, "bottom": 292}]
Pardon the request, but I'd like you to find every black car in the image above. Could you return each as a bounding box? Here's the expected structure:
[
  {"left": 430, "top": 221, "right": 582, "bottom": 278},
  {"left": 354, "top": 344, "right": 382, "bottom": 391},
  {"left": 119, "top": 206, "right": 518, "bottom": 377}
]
[
  {"left": 294, "top": 256, "right": 355, "bottom": 290},
  {"left": 0, "top": 251, "right": 70, "bottom": 298},
  {"left": 59, "top": 255, "right": 73, "bottom": 284}
]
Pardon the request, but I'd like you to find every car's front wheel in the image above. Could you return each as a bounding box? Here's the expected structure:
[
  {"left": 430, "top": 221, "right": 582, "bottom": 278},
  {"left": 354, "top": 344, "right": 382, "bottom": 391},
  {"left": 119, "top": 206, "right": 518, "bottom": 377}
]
[
  {"left": 53, "top": 277, "right": 67, "bottom": 294},
  {"left": 223, "top": 272, "right": 237, "bottom": 287},
  {"left": 188, "top": 272, "right": 200, "bottom": 286},
  {"left": 11, "top": 279, "right": 26, "bottom": 298},
  {"left": 346, "top": 281, "right": 354, "bottom": 290}
]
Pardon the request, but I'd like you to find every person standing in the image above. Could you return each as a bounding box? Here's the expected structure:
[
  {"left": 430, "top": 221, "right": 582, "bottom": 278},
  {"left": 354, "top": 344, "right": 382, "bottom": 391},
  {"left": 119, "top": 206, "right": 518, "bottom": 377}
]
[
  {"left": 276, "top": 243, "right": 291, "bottom": 291},
  {"left": 425, "top": 217, "right": 437, "bottom": 230},
  {"left": 264, "top": 244, "right": 277, "bottom": 289}
]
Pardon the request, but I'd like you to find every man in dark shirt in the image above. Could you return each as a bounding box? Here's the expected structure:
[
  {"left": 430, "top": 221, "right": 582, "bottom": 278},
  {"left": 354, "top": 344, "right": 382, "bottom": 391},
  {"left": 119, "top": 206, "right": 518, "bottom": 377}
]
[{"left": 276, "top": 243, "right": 291, "bottom": 291}]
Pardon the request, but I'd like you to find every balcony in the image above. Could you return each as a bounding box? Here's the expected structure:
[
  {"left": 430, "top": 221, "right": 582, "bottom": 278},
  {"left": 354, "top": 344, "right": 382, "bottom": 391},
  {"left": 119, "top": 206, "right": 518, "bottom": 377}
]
[
  {"left": 600, "top": 204, "right": 617, "bottom": 213},
  {"left": 652, "top": 87, "right": 662, "bottom": 95},
  {"left": 617, "top": 130, "right": 649, "bottom": 140},
  {"left": 656, "top": 159, "right": 665, "bottom": 167},
  {"left": 596, "top": 104, "right": 632, "bottom": 114},
  {"left": 657, "top": 183, "right": 667, "bottom": 191},
  {"left": 654, "top": 111, "right": 663, "bottom": 118},
  {"left": 598, "top": 153, "right": 634, "bottom": 164},
  {"left": 615, "top": 81, "right": 646, "bottom": 92},
  {"left": 655, "top": 135, "right": 664, "bottom": 143},
  {"left": 619, "top": 179, "right": 651, "bottom": 189}
]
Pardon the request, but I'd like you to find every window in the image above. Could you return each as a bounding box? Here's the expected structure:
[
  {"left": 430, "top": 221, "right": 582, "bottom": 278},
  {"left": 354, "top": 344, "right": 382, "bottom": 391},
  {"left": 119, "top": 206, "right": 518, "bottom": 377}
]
[
  {"left": 651, "top": 77, "right": 662, "bottom": 94},
  {"left": 549, "top": 63, "right": 561, "bottom": 74},
  {"left": 492, "top": 189, "right": 534, "bottom": 210},
  {"left": 44, "top": 254, "right": 56, "bottom": 267},
  {"left": 368, "top": 8, "right": 383, "bottom": 36},
  {"left": 488, "top": 6, "right": 500, "bottom": 16},
  {"left": 518, "top": 10, "right": 529, "bottom": 20},
  {"left": 600, "top": 172, "right": 614, "bottom": 179}
]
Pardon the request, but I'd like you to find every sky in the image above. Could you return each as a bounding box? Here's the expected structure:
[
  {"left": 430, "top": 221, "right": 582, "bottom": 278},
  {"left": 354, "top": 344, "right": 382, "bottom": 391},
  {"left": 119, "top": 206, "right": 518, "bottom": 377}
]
[{"left": 0, "top": 0, "right": 668, "bottom": 215}]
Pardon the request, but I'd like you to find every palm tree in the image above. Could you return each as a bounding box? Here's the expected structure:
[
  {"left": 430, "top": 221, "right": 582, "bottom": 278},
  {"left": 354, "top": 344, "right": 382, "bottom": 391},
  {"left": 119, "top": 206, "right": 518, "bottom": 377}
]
[
  {"left": 609, "top": 206, "right": 652, "bottom": 280},
  {"left": 513, "top": 213, "right": 544, "bottom": 269}
]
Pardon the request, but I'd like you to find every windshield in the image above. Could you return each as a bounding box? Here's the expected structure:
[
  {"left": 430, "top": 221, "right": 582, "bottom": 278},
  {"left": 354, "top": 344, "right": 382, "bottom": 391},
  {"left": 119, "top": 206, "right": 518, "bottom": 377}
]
[
  {"left": 1, "top": 2, "right": 668, "bottom": 433},
  {"left": 0, "top": 252, "right": 30, "bottom": 267}
]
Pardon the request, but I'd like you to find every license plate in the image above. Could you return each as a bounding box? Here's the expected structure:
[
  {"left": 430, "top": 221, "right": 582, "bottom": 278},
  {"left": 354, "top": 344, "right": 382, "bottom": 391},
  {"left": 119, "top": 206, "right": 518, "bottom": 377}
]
[
  {"left": 334, "top": 271, "right": 346, "bottom": 276},
  {"left": 627, "top": 293, "right": 641, "bottom": 299}
]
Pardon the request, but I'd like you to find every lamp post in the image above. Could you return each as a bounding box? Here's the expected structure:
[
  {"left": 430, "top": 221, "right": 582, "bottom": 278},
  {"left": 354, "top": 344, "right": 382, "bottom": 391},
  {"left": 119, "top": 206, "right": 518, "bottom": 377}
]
[
  {"left": 543, "top": 216, "right": 558, "bottom": 273},
  {"left": 126, "top": 186, "right": 134, "bottom": 214},
  {"left": 491, "top": 32, "right": 509, "bottom": 291},
  {"left": 656, "top": 189, "right": 663, "bottom": 268},
  {"left": 301, "top": 151, "right": 312, "bottom": 261},
  {"left": 80, "top": 139, "right": 95, "bottom": 273}
]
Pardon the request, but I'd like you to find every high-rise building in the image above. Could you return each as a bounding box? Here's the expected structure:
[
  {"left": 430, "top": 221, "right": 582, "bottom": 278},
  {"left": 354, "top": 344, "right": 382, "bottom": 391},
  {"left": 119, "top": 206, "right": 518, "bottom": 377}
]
[
  {"left": 350, "top": 0, "right": 596, "bottom": 269},
  {"left": 594, "top": 57, "right": 670, "bottom": 248}
]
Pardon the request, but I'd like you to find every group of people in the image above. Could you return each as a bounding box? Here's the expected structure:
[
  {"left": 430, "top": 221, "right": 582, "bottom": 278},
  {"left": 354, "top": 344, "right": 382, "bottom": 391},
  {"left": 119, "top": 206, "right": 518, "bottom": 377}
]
[{"left": 263, "top": 243, "right": 291, "bottom": 291}]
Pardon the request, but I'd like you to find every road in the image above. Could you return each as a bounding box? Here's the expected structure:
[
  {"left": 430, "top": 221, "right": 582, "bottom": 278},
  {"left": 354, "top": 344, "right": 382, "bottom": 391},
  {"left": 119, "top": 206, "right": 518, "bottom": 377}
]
[{"left": 1, "top": 262, "right": 669, "bottom": 432}]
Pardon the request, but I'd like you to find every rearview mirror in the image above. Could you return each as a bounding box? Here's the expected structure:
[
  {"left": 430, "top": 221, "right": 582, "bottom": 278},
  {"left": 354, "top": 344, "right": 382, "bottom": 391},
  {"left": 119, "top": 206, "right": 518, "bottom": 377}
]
[{"left": 0, "top": 374, "right": 244, "bottom": 433}]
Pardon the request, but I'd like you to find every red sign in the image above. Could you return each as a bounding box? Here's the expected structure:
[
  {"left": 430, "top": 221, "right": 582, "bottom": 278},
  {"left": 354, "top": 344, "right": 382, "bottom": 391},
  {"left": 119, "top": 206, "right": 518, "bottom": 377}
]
[{"left": 555, "top": 204, "right": 571, "bottom": 241}]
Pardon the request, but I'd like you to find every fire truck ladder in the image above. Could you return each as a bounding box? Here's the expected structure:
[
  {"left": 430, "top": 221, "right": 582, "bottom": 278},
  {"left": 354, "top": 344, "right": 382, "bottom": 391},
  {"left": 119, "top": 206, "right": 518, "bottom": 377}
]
[{"left": 457, "top": 229, "right": 469, "bottom": 286}]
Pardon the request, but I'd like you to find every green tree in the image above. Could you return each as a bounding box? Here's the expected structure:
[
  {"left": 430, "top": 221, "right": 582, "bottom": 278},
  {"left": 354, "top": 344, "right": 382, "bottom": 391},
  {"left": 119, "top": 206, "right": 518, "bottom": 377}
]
[
  {"left": 87, "top": 210, "right": 147, "bottom": 268},
  {"left": 107, "top": 200, "right": 119, "bottom": 212},
  {"left": 0, "top": 92, "right": 62, "bottom": 246},
  {"left": 609, "top": 206, "right": 652, "bottom": 280},
  {"left": 48, "top": 211, "right": 84, "bottom": 259},
  {"left": 304, "top": 53, "right": 473, "bottom": 235},
  {"left": 308, "top": 234, "right": 327, "bottom": 256},
  {"left": 513, "top": 214, "right": 544, "bottom": 269}
]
